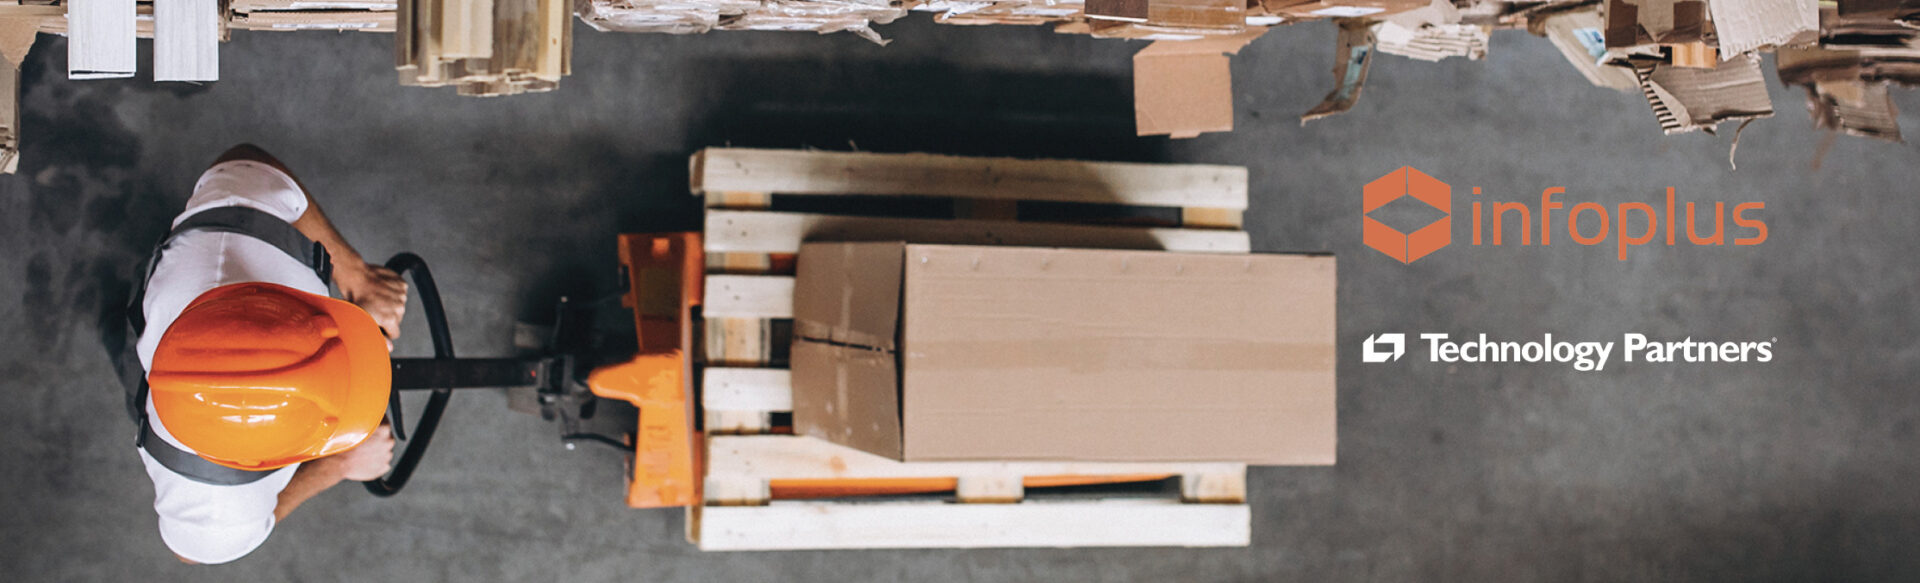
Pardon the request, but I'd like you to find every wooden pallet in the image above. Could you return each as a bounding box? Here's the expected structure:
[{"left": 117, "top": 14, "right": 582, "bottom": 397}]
[{"left": 685, "top": 147, "right": 1255, "bottom": 551}]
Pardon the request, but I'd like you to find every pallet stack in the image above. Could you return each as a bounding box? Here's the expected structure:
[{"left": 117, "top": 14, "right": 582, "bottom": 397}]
[{"left": 396, "top": 0, "right": 572, "bottom": 96}]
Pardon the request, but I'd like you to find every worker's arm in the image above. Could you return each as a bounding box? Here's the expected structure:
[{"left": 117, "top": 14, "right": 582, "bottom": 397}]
[
  {"left": 273, "top": 424, "right": 397, "bottom": 523},
  {"left": 212, "top": 144, "right": 408, "bottom": 337}
]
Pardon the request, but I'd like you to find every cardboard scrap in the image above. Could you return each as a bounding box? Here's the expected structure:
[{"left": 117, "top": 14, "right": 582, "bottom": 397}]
[
  {"left": 1376, "top": 22, "right": 1489, "bottom": 61},
  {"left": 1636, "top": 53, "right": 1774, "bottom": 134},
  {"left": 1777, "top": 45, "right": 1920, "bottom": 142},
  {"left": 1535, "top": 6, "right": 1641, "bottom": 90},
  {"left": 1133, "top": 27, "right": 1266, "bottom": 138},
  {"left": 1373, "top": 0, "right": 1486, "bottom": 61},
  {"left": 1604, "top": 0, "right": 1712, "bottom": 48},
  {"left": 1706, "top": 0, "right": 1817, "bottom": 56},
  {"left": 1302, "top": 18, "right": 1376, "bottom": 123},
  {"left": 1806, "top": 79, "right": 1902, "bottom": 141}
]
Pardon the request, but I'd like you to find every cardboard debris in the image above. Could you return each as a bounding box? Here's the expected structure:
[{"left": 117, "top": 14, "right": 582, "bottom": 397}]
[
  {"left": 1777, "top": 45, "right": 1920, "bottom": 141},
  {"left": 1805, "top": 79, "right": 1902, "bottom": 141},
  {"left": 790, "top": 242, "right": 1338, "bottom": 464},
  {"left": 0, "top": 16, "right": 26, "bottom": 174},
  {"left": 1303, "top": 18, "right": 1376, "bottom": 123},
  {"left": 1535, "top": 5, "right": 1641, "bottom": 90},
  {"left": 1706, "top": 0, "right": 1817, "bottom": 56},
  {"left": 1604, "top": 0, "right": 1712, "bottom": 48},
  {"left": 1636, "top": 53, "right": 1774, "bottom": 134},
  {"left": 1376, "top": 22, "right": 1489, "bottom": 61},
  {"left": 1133, "top": 27, "right": 1265, "bottom": 138}
]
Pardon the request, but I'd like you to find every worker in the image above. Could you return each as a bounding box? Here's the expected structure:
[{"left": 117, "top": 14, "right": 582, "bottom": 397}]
[{"left": 127, "top": 144, "right": 408, "bottom": 564}]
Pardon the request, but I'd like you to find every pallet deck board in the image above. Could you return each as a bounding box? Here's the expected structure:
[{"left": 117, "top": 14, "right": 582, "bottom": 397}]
[
  {"left": 692, "top": 148, "right": 1249, "bottom": 210},
  {"left": 698, "top": 501, "right": 1252, "bottom": 550},
  {"left": 704, "top": 210, "right": 1252, "bottom": 254}
]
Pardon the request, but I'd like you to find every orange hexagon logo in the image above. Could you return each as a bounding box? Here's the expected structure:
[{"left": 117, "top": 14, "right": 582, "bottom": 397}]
[{"left": 1363, "top": 167, "right": 1451, "bottom": 263}]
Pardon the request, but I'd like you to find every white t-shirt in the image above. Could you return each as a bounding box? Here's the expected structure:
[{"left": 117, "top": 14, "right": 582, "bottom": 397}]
[{"left": 136, "top": 160, "right": 327, "bottom": 564}]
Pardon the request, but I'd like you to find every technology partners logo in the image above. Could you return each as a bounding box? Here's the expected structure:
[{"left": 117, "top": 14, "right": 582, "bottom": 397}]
[
  {"left": 1362, "top": 166, "right": 1769, "bottom": 264},
  {"left": 1362, "top": 333, "right": 1775, "bottom": 372}
]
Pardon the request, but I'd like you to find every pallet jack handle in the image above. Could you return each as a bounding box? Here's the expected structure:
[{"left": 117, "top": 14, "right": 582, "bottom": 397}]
[{"left": 364, "top": 253, "right": 455, "bottom": 497}]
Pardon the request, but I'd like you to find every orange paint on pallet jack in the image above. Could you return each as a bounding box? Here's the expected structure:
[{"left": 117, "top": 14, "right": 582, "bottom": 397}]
[{"left": 588, "top": 233, "right": 704, "bottom": 508}]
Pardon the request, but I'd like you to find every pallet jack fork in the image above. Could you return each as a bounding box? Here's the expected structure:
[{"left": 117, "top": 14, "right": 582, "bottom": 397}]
[{"left": 586, "top": 233, "right": 704, "bottom": 508}]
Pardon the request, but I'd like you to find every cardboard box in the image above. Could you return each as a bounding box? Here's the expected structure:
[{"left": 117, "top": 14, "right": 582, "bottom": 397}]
[
  {"left": 1133, "top": 28, "right": 1266, "bottom": 138},
  {"left": 790, "top": 242, "right": 1337, "bottom": 464}
]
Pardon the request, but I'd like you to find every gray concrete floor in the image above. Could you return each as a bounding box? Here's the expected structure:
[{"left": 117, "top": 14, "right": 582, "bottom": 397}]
[{"left": 3, "top": 15, "right": 1919, "bottom": 582}]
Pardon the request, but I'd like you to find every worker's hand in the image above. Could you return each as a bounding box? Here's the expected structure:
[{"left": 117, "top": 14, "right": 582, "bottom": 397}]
[
  {"left": 332, "top": 424, "right": 396, "bottom": 482},
  {"left": 336, "top": 263, "right": 408, "bottom": 345}
]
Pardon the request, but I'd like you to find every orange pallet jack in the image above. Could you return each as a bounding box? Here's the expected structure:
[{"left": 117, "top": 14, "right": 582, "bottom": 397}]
[{"left": 586, "top": 232, "right": 1171, "bottom": 509}]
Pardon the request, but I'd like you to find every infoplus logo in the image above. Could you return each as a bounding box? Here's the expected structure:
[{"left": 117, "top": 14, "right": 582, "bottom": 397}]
[
  {"left": 1362, "top": 167, "right": 1769, "bottom": 264},
  {"left": 1361, "top": 333, "right": 1776, "bottom": 372}
]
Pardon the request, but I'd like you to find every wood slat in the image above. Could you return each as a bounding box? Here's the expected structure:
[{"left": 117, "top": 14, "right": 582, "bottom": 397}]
[
  {"left": 704, "top": 210, "right": 1251, "bottom": 254},
  {"left": 69, "top": 0, "right": 137, "bottom": 79},
  {"left": 153, "top": 0, "right": 219, "bottom": 81},
  {"left": 692, "top": 148, "right": 1248, "bottom": 209},
  {"left": 705, "top": 410, "right": 773, "bottom": 435},
  {"left": 702, "top": 368, "right": 792, "bottom": 412},
  {"left": 703, "top": 317, "right": 776, "bottom": 367},
  {"left": 707, "top": 435, "right": 1245, "bottom": 484},
  {"left": 698, "top": 501, "right": 1251, "bottom": 550},
  {"left": 702, "top": 275, "right": 792, "bottom": 319}
]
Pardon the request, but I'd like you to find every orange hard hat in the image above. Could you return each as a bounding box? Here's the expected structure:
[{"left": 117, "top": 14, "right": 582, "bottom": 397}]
[{"left": 148, "top": 282, "right": 392, "bottom": 471}]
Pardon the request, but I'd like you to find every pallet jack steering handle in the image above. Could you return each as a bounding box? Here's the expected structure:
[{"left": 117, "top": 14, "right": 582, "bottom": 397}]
[{"left": 364, "top": 253, "right": 454, "bottom": 497}]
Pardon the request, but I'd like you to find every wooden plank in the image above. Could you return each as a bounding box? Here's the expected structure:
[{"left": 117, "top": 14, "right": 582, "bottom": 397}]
[
  {"left": 702, "top": 368, "right": 792, "bottom": 412},
  {"left": 1181, "top": 207, "right": 1244, "bottom": 229},
  {"left": 154, "top": 0, "right": 219, "bottom": 82},
  {"left": 706, "top": 435, "right": 1245, "bottom": 483},
  {"left": 704, "top": 410, "right": 772, "bottom": 435},
  {"left": 956, "top": 476, "right": 1023, "bottom": 503},
  {"left": 698, "top": 501, "right": 1251, "bottom": 550},
  {"left": 1180, "top": 470, "right": 1248, "bottom": 503},
  {"left": 703, "top": 317, "right": 775, "bottom": 367},
  {"left": 68, "top": 0, "right": 136, "bottom": 79},
  {"left": 702, "top": 275, "right": 792, "bottom": 319},
  {"left": 705, "top": 252, "right": 774, "bottom": 275},
  {"left": 692, "top": 148, "right": 1248, "bottom": 209},
  {"left": 704, "top": 210, "right": 1252, "bottom": 254},
  {"left": 705, "top": 191, "right": 771, "bottom": 209}
]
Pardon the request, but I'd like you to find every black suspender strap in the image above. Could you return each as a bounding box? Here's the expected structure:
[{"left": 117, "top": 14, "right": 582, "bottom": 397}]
[
  {"left": 140, "top": 421, "right": 276, "bottom": 485},
  {"left": 126, "top": 205, "right": 331, "bottom": 486}
]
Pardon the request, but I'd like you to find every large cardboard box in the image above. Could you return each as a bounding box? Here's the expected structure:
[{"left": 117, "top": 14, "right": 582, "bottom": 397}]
[{"left": 790, "top": 242, "right": 1337, "bottom": 464}]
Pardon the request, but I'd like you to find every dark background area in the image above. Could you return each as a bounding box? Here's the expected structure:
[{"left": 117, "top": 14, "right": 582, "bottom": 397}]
[{"left": 2, "top": 14, "right": 1918, "bottom": 581}]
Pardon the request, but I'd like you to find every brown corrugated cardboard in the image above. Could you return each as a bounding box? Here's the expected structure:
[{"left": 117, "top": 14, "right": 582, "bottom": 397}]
[
  {"left": 1085, "top": 0, "right": 1151, "bottom": 22},
  {"left": 1133, "top": 28, "right": 1265, "bottom": 138},
  {"left": 1706, "top": 0, "right": 1817, "bottom": 56},
  {"left": 1302, "top": 18, "right": 1375, "bottom": 123},
  {"left": 1536, "top": 6, "right": 1641, "bottom": 90},
  {"left": 791, "top": 242, "right": 1338, "bottom": 464},
  {"left": 1636, "top": 53, "right": 1774, "bottom": 134},
  {"left": 1604, "top": 0, "right": 1711, "bottom": 48}
]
